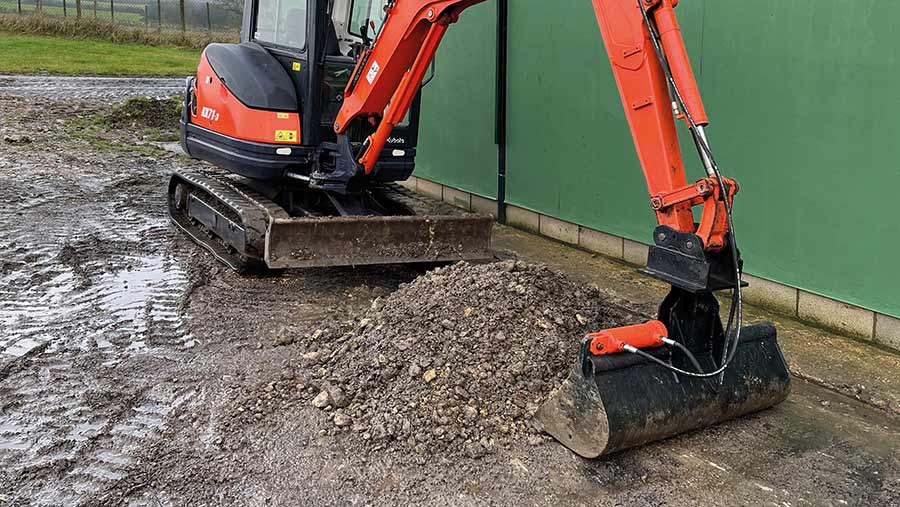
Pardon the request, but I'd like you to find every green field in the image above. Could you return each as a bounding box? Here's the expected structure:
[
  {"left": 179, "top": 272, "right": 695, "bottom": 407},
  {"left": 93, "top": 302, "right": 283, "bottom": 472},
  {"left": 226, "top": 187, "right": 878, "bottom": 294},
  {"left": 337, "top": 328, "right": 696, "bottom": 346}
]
[{"left": 0, "top": 32, "right": 199, "bottom": 75}]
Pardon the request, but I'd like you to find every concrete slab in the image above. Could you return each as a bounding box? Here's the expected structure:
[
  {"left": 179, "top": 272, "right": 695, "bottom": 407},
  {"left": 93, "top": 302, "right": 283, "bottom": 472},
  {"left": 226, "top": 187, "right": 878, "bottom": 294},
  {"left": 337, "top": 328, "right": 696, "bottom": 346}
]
[
  {"left": 442, "top": 187, "right": 471, "bottom": 211},
  {"left": 798, "top": 290, "right": 875, "bottom": 339},
  {"left": 623, "top": 239, "right": 649, "bottom": 267},
  {"left": 539, "top": 215, "right": 578, "bottom": 245},
  {"left": 742, "top": 274, "right": 798, "bottom": 317},
  {"left": 876, "top": 313, "right": 900, "bottom": 350},
  {"left": 398, "top": 176, "right": 417, "bottom": 192},
  {"left": 506, "top": 205, "right": 539, "bottom": 233},
  {"left": 471, "top": 195, "right": 498, "bottom": 217},
  {"left": 416, "top": 178, "right": 443, "bottom": 201},
  {"left": 578, "top": 227, "right": 624, "bottom": 259}
]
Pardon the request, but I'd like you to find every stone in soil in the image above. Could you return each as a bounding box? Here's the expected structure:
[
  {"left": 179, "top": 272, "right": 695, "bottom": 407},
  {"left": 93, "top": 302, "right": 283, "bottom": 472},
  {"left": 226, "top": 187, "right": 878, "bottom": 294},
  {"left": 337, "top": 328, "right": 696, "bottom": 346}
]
[{"left": 295, "top": 261, "right": 640, "bottom": 458}]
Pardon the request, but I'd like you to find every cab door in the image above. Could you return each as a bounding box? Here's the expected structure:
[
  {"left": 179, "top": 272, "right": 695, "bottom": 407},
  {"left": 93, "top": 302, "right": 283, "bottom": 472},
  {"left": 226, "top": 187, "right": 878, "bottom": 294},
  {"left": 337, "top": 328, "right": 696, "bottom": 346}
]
[{"left": 244, "top": 0, "right": 312, "bottom": 143}]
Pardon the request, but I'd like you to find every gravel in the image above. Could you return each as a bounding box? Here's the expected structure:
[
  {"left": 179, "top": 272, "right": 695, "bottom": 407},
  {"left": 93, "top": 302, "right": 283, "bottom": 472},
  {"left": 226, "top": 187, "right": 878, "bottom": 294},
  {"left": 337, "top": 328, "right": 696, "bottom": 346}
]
[
  {"left": 0, "top": 75, "right": 183, "bottom": 100},
  {"left": 298, "top": 260, "right": 639, "bottom": 458}
]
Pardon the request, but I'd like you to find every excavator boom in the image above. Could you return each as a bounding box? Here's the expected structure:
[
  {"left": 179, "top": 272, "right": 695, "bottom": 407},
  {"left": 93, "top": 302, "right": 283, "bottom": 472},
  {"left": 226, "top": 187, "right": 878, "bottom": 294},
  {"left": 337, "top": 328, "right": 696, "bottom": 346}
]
[{"left": 335, "top": 0, "right": 731, "bottom": 252}]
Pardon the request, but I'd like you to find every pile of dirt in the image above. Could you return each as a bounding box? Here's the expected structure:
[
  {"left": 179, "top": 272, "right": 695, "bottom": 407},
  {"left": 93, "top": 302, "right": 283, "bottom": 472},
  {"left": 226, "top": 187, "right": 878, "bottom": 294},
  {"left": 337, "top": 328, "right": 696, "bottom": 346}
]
[
  {"left": 104, "top": 96, "right": 181, "bottom": 131},
  {"left": 294, "top": 261, "right": 639, "bottom": 458}
]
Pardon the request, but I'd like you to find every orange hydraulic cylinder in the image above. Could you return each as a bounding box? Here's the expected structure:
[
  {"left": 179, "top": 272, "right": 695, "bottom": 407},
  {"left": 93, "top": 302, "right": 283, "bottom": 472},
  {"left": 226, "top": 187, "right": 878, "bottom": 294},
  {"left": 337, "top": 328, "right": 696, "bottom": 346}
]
[
  {"left": 586, "top": 321, "right": 668, "bottom": 356},
  {"left": 653, "top": 0, "right": 708, "bottom": 125},
  {"left": 359, "top": 19, "right": 449, "bottom": 173}
]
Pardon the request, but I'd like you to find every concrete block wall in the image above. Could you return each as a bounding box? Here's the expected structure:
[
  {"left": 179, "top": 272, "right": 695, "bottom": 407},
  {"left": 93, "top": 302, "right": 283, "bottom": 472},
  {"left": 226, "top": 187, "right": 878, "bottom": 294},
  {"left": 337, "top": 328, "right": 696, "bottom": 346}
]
[{"left": 401, "top": 176, "right": 900, "bottom": 353}]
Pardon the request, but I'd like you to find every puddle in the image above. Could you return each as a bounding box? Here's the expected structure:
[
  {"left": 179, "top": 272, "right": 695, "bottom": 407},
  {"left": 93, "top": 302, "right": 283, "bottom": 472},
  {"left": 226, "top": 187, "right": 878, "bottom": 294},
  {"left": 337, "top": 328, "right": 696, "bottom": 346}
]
[
  {"left": 68, "top": 421, "right": 106, "bottom": 442},
  {"left": 3, "top": 337, "right": 43, "bottom": 357},
  {"left": 1, "top": 250, "right": 190, "bottom": 358},
  {"left": 83, "top": 465, "right": 124, "bottom": 481},
  {"left": 0, "top": 437, "right": 30, "bottom": 451},
  {"left": 96, "top": 450, "right": 131, "bottom": 466}
]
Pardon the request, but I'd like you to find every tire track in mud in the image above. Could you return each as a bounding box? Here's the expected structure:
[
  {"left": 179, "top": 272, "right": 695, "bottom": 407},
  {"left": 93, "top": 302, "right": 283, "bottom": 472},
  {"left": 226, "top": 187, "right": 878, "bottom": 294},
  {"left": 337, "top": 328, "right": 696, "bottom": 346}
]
[
  {"left": 0, "top": 109, "right": 200, "bottom": 505},
  {"left": 0, "top": 355, "right": 199, "bottom": 506},
  {"left": 0, "top": 201, "right": 192, "bottom": 360}
]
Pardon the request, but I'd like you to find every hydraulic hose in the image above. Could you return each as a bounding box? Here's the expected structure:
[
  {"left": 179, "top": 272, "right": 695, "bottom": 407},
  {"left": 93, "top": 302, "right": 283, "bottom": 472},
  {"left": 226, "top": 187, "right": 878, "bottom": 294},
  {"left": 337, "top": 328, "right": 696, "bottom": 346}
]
[{"left": 635, "top": 0, "right": 745, "bottom": 379}]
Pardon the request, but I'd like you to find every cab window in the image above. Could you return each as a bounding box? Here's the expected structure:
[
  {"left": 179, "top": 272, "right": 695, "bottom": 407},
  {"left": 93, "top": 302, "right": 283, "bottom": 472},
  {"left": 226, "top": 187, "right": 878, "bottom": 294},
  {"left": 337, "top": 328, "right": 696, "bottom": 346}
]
[
  {"left": 348, "top": 0, "right": 389, "bottom": 40},
  {"left": 254, "top": 0, "right": 308, "bottom": 49}
]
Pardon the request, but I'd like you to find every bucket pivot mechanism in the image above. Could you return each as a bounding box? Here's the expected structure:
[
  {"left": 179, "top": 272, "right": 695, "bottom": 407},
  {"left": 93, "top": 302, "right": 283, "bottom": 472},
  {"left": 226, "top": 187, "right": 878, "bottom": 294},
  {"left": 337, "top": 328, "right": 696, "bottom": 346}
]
[{"left": 537, "top": 288, "right": 791, "bottom": 458}]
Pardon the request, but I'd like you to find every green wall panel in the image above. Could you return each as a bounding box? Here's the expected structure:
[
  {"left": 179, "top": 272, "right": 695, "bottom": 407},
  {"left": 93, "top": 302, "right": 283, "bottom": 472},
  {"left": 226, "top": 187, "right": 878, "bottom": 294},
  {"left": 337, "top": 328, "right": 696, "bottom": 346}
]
[
  {"left": 416, "top": 0, "right": 900, "bottom": 318},
  {"left": 504, "top": 0, "right": 705, "bottom": 241},
  {"left": 698, "top": 0, "right": 900, "bottom": 317},
  {"left": 415, "top": 2, "right": 498, "bottom": 199}
]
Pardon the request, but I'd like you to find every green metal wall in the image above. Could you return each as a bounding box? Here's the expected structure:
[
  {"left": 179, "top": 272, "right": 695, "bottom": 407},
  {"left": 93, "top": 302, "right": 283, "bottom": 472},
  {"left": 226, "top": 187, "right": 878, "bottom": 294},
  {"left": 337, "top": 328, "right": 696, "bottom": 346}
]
[
  {"left": 415, "top": 2, "right": 497, "bottom": 199},
  {"left": 417, "top": 0, "right": 900, "bottom": 319}
]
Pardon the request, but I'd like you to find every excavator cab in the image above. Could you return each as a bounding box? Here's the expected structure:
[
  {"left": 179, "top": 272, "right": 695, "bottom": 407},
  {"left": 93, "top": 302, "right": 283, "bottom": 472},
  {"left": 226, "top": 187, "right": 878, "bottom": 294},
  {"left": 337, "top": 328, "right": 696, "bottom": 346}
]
[{"left": 180, "top": 0, "right": 421, "bottom": 184}]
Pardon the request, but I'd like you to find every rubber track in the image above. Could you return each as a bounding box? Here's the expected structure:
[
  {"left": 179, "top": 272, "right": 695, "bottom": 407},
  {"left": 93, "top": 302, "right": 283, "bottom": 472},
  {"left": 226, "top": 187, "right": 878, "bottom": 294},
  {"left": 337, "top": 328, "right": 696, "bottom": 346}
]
[
  {"left": 169, "top": 171, "right": 474, "bottom": 272},
  {"left": 168, "top": 169, "right": 284, "bottom": 273},
  {"left": 375, "top": 182, "right": 460, "bottom": 216}
]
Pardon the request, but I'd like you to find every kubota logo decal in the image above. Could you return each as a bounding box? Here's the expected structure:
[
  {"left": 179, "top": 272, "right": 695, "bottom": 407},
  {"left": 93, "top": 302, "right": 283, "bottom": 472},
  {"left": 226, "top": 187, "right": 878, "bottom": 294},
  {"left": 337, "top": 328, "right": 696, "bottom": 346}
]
[
  {"left": 200, "top": 107, "right": 220, "bottom": 122},
  {"left": 387, "top": 137, "right": 406, "bottom": 144}
]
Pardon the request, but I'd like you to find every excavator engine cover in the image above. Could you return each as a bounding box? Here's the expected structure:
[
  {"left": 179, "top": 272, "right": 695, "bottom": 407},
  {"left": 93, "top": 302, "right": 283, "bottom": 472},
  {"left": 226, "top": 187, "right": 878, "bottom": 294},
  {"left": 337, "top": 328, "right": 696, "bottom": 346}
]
[{"left": 537, "top": 290, "right": 791, "bottom": 458}]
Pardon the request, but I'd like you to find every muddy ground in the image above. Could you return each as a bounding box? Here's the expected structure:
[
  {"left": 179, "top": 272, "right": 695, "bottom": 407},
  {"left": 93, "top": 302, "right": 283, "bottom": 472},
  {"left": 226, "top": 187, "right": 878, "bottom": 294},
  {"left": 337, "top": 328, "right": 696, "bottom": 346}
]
[{"left": 1, "top": 76, "right": 899, "bottom": 506}]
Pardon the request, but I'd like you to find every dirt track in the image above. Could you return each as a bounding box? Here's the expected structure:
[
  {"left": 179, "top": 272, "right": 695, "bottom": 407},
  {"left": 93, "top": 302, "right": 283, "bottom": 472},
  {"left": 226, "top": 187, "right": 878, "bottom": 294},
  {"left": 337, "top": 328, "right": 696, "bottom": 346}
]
[{"left": 1, "top": 78, "right": 900, "bottom": 506}]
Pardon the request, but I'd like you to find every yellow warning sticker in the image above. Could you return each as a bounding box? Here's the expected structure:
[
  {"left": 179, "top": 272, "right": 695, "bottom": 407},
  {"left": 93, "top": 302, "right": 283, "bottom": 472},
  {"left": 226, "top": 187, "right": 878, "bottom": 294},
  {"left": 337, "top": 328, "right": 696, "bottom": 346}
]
[
  {"left": 291, "top": 61, "right": 302, "bottom": 71},
  {"left": 275, "top": 130, "right": 298, "bottom": 142},
  {"left": 277, "top": 112, "right": 290, "bottom": 119}
]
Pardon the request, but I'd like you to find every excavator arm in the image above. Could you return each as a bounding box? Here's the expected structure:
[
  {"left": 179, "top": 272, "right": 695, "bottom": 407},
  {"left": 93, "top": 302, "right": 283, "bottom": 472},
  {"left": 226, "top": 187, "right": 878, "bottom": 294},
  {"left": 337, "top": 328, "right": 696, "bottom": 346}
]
[
  {"left": 327, "top": 0, "right": 790, "bottom": 459},
  {"left": 332, "top": 0, "right": 734, "bottom": 256}
]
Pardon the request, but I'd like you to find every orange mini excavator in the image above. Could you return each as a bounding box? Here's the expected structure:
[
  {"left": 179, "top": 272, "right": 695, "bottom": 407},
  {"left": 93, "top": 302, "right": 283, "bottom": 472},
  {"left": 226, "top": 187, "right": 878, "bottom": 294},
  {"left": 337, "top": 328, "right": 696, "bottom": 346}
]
[{"left": 171, "top": 0, "right": 790, "bottom": 457}]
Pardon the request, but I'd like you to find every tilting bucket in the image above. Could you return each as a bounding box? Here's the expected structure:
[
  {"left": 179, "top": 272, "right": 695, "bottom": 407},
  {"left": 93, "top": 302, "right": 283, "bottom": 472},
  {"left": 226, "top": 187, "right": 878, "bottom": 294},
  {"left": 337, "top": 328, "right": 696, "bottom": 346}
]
[{"left": 536, "top": 322, "right": 791, "bottom": 458}]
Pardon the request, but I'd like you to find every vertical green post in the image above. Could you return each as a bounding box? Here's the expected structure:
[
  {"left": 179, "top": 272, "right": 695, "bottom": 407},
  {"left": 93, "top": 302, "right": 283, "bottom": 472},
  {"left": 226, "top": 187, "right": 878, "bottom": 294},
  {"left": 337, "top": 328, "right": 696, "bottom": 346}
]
[
  {"left": 17, "top": 0, "right": 21, "bottom": 15},
  {"left": 109, "top": 0, "right": 113, "bottom": 21},
  {"left": 206, "top": 1, "right": 211, "bottom": 31},
  {"left": 76, "top": 0, "right": 81, "bottom": 19},
  {"left": 63, "top": 0, "right": 67, "bottom": 17},
  {"left": 145, "top": 4, "right": 148, "bottom": 26},
  {"left": 156, "top": 0, "right": 161, "bottom": 29},
  {"left": 179, "top": 0, "right": 185, "bottom": 33},
  {"left": 93, "top": 0, "right": 97, "bottom": 18}
]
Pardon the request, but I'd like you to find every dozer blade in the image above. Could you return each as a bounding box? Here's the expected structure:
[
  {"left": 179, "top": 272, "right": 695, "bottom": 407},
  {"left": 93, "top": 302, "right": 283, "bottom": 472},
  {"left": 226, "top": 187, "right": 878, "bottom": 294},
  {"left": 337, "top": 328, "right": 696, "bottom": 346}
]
[
  {"left": 265, "top": 215, "right": 494, "bottom": 269},
  {"left": 536, "top": 322, "right": 790, "bottom": 458},
  {"left": 169, "top": 168, "right": 493, "bottom": 272}
]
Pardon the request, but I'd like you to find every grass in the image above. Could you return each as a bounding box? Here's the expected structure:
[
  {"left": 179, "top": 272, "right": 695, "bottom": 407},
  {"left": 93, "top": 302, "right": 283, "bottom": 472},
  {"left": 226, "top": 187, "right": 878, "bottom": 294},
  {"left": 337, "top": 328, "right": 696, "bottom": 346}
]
[
  {"left": 2, "top": 6, "right": 144, "bottom": 23},
  {"left": 0, "top": 13, "right": 237, "bottom": 49},
  {"left": 68, "top": 96, "right": 183, "bottom": 154},
  {"left": 0, "top": 31, "right": 200, "bottom": 75}
]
